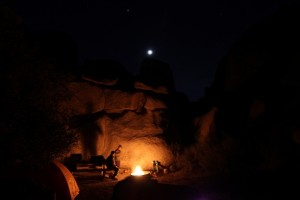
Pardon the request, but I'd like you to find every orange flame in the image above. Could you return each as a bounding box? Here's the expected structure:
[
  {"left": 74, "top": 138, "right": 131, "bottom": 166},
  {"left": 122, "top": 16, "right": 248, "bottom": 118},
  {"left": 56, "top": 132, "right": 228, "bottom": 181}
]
[{"left": 131, "top": 165, "right": 145, "bottom": 176}]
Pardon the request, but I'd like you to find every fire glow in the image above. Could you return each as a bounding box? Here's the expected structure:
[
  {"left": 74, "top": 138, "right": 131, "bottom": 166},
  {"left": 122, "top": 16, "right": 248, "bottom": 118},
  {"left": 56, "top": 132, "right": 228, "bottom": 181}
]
[{"left": 131, "top": 165, "right": 146, "bottom": 176}]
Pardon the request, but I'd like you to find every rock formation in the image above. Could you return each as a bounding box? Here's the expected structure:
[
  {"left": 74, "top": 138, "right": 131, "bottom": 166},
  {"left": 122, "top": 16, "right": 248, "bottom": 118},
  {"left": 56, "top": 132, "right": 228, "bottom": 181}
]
[
  {"left": 64, "top": 58, "right": 190, "bottom": 170},
  {"left": 191, "top": 3, "right": 300, "bottom": 175}
]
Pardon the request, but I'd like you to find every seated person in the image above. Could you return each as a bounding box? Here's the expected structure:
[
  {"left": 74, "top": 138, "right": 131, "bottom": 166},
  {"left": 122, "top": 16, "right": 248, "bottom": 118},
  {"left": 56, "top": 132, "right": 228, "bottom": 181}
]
[
  {"left": 103, "top": 151, "right": 119, "bottom": 180},
  {"left": 115, "top": 144, "right": 122, "bottom": 168}
]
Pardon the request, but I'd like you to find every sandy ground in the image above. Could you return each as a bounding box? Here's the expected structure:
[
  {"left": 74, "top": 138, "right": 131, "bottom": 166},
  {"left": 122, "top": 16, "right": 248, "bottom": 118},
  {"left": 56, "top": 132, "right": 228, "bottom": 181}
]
[
  {"left": 73, "top": 168, "right": 133, "bottom": 200},
  {"left": 72, "top": 168, "right": 222, "bottom": 200},
  {"left": 73, "top": 166, "right": 300, "bottom": 200}
]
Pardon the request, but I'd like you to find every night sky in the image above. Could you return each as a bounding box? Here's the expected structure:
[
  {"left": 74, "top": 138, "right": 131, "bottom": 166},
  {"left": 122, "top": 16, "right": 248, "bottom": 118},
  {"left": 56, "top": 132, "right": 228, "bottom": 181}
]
[{"left": 12, "top": 0, "right": 295, "bottom": 101}]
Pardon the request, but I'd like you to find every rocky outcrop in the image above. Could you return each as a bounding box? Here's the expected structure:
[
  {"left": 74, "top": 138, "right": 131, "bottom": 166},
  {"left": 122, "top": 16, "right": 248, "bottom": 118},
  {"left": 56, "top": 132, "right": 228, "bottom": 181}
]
[
  {"left": 64, "top": 58, "right": 188, "bottom": 170},
  {"left": 192, "top": 3, "right": 300, "bottom": 174}
]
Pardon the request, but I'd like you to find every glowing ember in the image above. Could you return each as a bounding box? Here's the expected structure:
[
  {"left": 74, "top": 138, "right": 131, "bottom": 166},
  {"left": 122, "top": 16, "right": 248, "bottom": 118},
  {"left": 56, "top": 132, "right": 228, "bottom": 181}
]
[{"left": 131, "top": 165, "right": 145, "bottom": 176}]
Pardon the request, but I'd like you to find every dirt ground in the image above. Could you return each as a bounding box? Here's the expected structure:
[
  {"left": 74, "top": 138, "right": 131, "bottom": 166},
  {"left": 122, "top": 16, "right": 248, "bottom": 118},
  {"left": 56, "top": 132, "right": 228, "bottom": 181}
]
[
  {"left": 72, "top": 168, "right": 227, "bottom": 200},
  {"left": 73, "top": 168, "right": 132, "bottom": 200},
  {"left": 73, "top": 166, "right": 300, "bottom": 200}
]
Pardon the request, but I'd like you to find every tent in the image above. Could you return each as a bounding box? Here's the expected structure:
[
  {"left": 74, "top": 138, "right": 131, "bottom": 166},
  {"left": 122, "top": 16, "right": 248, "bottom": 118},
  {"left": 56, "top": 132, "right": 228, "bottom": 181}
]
[{"left": 35, "top": 160, "right": 80, "bottom": 200}]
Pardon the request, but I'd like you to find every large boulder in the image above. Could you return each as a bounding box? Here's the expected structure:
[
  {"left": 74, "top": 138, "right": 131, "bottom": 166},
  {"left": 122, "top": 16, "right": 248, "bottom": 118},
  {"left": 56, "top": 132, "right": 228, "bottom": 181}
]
[
  {"left": 64, "top": 58, "right": 183, "bottom": 170},
  {"left": 192, "top": 3, "right": 300, "bottom": 174}
]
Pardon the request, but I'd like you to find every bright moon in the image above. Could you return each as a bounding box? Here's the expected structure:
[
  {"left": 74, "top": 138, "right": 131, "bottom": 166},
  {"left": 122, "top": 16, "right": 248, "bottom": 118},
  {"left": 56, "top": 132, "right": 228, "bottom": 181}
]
[{"left": 147, "top": 49, "right": 153, "bottom": 55}]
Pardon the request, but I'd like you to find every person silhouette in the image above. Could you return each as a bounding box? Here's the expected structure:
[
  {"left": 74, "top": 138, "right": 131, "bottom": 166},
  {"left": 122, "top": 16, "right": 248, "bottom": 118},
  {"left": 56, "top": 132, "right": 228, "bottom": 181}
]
[
  {"left": 115, "top": 145, "right": 122, "bottom": 168},
  {"left": 103, "top": 151, "right": 119, "bottom": 180}
]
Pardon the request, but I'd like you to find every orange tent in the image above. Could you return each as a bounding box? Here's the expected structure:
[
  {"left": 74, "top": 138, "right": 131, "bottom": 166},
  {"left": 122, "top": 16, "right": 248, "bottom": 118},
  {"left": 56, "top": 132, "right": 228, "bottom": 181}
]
[{"left": 35, "top": 160, "right": 80, "bottom": 200}]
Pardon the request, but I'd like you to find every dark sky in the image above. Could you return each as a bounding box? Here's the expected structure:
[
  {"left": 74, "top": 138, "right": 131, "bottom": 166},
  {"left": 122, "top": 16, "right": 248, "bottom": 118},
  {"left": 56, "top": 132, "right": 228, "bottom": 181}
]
[{"left": 12, "top": 0, "right": 295, "bottom": 101}]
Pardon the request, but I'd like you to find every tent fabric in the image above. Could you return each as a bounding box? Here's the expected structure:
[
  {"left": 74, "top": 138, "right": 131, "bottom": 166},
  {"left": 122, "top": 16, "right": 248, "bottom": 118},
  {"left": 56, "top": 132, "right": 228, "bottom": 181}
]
[
  {"left": 51, "top": 160, "right": 80, "bottom": 200},
  {"left": 35, "top": 160, "right": 80, "bottom": 200}
]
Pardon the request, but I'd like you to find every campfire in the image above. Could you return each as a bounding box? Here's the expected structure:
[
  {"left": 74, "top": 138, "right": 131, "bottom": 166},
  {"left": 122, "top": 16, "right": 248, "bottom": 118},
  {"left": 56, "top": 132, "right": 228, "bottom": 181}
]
[{"left": 131, "top": 165, "right": 148, "bottom": 176}]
